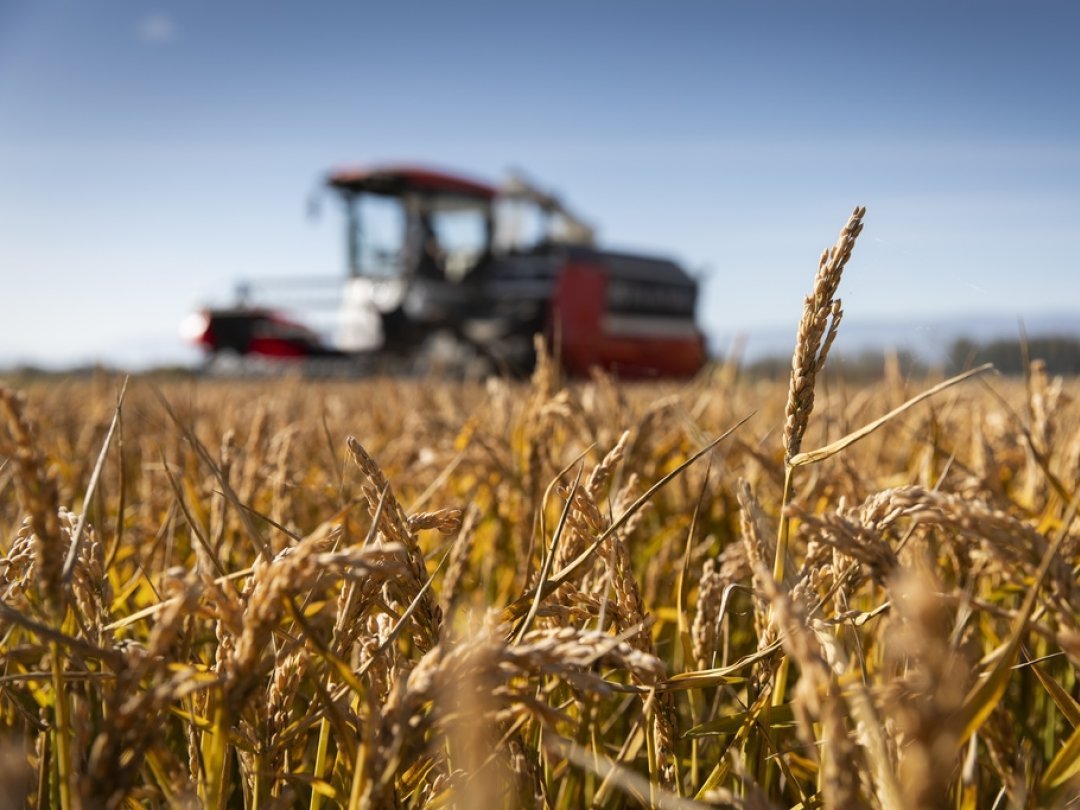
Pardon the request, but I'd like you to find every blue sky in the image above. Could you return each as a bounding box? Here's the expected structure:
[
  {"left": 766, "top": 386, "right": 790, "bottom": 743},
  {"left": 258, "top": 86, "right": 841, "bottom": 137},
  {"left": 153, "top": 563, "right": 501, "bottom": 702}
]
[{"left": 1, "top": 1, "right": 1078, "bottom": 367}]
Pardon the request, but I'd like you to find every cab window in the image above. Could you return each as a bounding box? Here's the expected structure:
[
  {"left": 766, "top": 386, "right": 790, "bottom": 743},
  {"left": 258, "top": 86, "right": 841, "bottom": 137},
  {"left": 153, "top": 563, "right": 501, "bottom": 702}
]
[{"left": 430, "top": 207, "right": 488, "bottom": 281}]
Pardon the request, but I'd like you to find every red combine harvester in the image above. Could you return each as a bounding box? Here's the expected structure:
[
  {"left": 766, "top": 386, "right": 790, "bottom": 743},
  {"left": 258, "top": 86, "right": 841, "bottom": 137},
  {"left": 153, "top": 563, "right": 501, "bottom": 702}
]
[{"left": 183, "top": 164, "right": 707, "bottom": 377}]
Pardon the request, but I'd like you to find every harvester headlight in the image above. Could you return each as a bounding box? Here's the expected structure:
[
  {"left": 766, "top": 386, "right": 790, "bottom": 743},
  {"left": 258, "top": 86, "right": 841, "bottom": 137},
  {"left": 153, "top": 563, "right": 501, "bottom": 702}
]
[{"left": 179, "top": 311, "right": 211, "bottom": 344}]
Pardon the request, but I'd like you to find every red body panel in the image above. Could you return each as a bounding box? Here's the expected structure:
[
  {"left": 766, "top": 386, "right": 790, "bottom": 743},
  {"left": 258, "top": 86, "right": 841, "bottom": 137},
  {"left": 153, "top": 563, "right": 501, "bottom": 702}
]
[
  {"left": 187, "top": 309, "right": 328, "bottom": 359},
  {"left": 551, "top": 262, "right": 706, "bottom": 378},
  {"left": 246, "top": 337, "right": 310, "bottom": 358},
  {"left": 327, "top": 164, "right": 497, "bottom": 199},
  {"left": 551, "top": 262, "right": 608, "bottom": 372}
]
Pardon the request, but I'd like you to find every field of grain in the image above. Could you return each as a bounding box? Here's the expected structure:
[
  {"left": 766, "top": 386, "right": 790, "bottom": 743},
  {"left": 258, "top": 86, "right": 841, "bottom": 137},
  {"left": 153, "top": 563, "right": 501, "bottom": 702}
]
[{"left": 3, "top": 212, "right": 1080, "bottom": 809}]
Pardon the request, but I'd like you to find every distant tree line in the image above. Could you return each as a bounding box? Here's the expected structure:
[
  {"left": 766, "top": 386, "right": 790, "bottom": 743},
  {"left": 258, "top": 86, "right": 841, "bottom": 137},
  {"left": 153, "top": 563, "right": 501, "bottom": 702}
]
[
  {"left": 946, "top": 335, "right": 1080, "bottom": 375},
  {"left": 736, "top": 335, "right": 1080, "bottom": 379},
  {"left": 739, "top": 349, "right": 928, "bottom": 381}
]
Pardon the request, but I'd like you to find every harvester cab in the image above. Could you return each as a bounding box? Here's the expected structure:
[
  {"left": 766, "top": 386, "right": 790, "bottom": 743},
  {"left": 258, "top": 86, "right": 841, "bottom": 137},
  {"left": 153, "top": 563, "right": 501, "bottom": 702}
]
[{"left": 184, "top": 164, "right": 707, "bottom": 377}]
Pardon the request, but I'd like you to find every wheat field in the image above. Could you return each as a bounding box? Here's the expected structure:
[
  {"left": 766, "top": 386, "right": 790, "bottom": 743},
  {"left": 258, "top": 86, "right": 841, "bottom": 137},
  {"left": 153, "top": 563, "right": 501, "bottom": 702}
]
[{"left": 3, "top": 211, "right": 1080, "bottom": 809}]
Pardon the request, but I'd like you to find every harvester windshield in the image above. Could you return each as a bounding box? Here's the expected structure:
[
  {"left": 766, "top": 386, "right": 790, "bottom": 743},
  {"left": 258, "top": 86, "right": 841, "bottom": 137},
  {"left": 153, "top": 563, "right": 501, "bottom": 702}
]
[
  {"left": 328, "top": 164, "right": 497, "bottom": 282},
  {"left": 344, "top": 194, "right": 405, "bottom": 278}
]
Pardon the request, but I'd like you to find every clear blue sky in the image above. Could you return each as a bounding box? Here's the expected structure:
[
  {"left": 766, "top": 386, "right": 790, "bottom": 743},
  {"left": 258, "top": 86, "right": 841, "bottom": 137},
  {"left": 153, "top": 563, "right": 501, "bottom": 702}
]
[{"left": 2, "top": 1, "right": 1078, "bottom": 367}]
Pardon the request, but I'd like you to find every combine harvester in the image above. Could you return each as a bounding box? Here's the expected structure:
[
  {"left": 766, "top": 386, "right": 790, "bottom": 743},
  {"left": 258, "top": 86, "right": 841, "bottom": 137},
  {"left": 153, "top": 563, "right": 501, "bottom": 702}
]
[{"left": 182, "top": 164, "right": 707, "bottom": 377}]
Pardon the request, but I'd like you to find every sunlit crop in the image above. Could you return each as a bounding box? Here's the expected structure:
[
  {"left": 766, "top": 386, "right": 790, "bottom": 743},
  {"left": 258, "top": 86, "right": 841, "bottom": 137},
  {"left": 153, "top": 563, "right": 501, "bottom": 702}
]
[{"left": 3, "top": 211, "right": 1079, "bottom": 809}]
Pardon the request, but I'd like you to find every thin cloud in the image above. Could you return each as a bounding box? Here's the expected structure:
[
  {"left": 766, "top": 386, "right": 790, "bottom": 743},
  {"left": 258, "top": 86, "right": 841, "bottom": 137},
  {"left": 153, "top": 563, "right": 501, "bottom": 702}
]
[{"left": 136, "top": 13, "right": 176, "bottom": 44}]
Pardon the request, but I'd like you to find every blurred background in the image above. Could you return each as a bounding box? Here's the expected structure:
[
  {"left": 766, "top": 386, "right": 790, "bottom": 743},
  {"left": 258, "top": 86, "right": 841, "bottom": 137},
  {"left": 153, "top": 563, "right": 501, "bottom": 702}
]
[{"left": 2, "top": 1, "right": 1078, "bottom": 373}]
